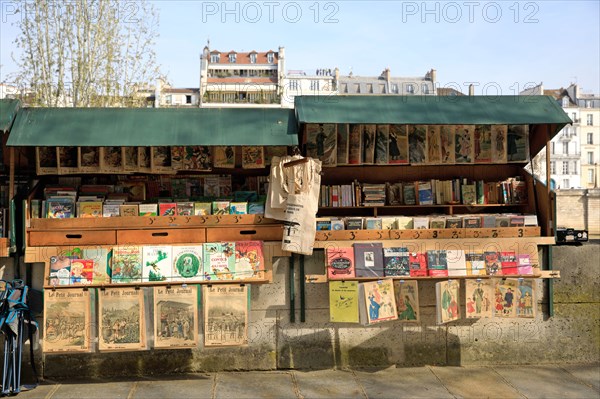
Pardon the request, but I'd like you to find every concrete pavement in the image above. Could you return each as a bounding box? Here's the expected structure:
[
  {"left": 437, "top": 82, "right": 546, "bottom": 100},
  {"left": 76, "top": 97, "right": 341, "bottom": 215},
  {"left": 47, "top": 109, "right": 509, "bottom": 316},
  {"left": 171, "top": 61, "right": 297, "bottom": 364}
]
[{"left": 11, "top": 363, "right": 600, "bottom": 399}]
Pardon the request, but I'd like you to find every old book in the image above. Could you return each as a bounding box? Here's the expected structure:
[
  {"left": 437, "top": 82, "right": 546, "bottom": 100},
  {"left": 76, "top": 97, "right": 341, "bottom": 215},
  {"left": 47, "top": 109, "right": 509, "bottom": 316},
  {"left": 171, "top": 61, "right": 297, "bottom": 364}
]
[
  {"left": 440, "top": 125, "right": 455, "bottom": 164},
  {"left": 43, "top": 289, "right": 92, "bottom": 353},
  {"left": 336, "top": 124, "right": 350, "bottom": 165},
  {"left": 359, "top": 279, "right": 398, "bottom": 325},
  {"left": 408, "top": 125, "right": 427, "bottom": 164},
  {"left": 242, "top": 146, "right": 266, "bottom": 169},
  {"left": 491, "top": 125, "right": 508, "bottom": 163},
  {"left": 388, "top": 124, "right": 409, "bottom": 164},
  {"left": 436, "top": 279, "right": 461, "bottom": 324},
  {"left": 194, "top": 202, "right": 212, "bottom": 216},
  {"left": 326, "top": 247, "right": 355, "bottom": 280},
  {"left": 409, "top": 252, "right": 428, "bottom": 277},
  {"left": 482, "top": 214, "right": 497, "bottom": 228},
  {"left": 171, "top": 245, "right": 204, "bottom": 281},
  {"left": 213, "top": 146, "right": 236, "bottom": 168},
  {"left": 380, "top": 217, "right": 397, "bottom": 230},
  {"left": 142, "top": 245, "right": 172, "bottom": 282},
  {"left": 69, "top": 259, "right": 94, "bottom": 285},
  {"left": 111, "top": 245, "right": 142, "bottom": 284},
  {"left": 138, "top": 203, "right": 158, "bottom": 216},
  {"left": 354, "top": 243, "right": 384, "bottom": 278},
  {"left": 403, "top": 183, "right": 416, "bottom": 205},
  {"left": 427, "top": 250, "right": 448, "bottom": 277},
  {"left": 429, "top": 217, "right": 446, "bottom": 229},
  {"left": 306, "top": 123, "right": 337, "bottom": 166},
  {"left": 507, "top": 125, "right": 529, "bottom": 163},
  {"left": 234, "top": 241, "right": 265, "bottom": 280},
  {"left": 426, "top": 125, "right": 442, "bottom": 164},
  {"left": 516, "top": 279, "right": 536, "bottom": 318},
  {"left": 461, "top": 184, "right": 477, "bottom": 204},
  {"left": 78, "top": 201, "right": 103, "bottom": 218},
  {"left": 79, "top": 146, "right": 100, "bottom": 173},
  {"left": 229, "top": 202, "right": 248, "bottom": 214},
  {"left": 203, "top": 242, "right": 236, "bottom": 281},
  {"left": 500, "top": 251, "right": 518, "bottom": 275},
  {"left": 375, "top": 125, "right": 390, "bottom": 164},
  {"left": 484, "top": 251, "right": 501, "bottom": 276},
  {"left": 346, "top": 217, "right": 364, "bottom": 230},
  {"left": 82, "top": 247, "right": 111, "bottom": 284},
  {"left": 413, "top": 217, "right": 429, "bottom": 230},
  {"left": 176, "top": 201, "right": 194, "bottom": 216},
  {"left": 445, "top": 217, "right": 463, "bottom": 229},
  {"left": 446, "top": 249, "right": 467, "bottom": 277},
  {"left": 394, "top": 280, "right": 420, "bottom": 322},
  {"left": 348, "top": 124, "right": 363, "bottom": 165},
  {"left": 248, "top": 202, "right": 265, "bottom": 215},
  {"left": 48, "top": 255, "right": 71, "bottom": 286},
  {"left": 36, "top": 146, "right": 58, "bottom": 175},
  {"left": 510, "top": 215, "right": 525, "bottom": 227},
  {"left": 517, "top": 254, "right": 533, "bottom": 275},
  {"left": 465, "top": 279, "right": 493, "bottom": 318},
  {"left": 212, "top": 200, "right": 230, "bottom": 215},
  {"left": 329, "top": 281, "right": 360, "bottom": 323},
  {"left": 170, "top": 146, "right": 184, "bottom": 170},
  {"left": 101, "top": 146, "right": 123, "bottom": 173},
  {"left": 316, "top": 218, "right": 332, "bottom": 231},
  {"left": 396, "top": 216, "right": 414, "bottom": 230},
  {"left": 493, "top": 278, "right": 519, "bottom": 318},
  {"left": 151, "top": 146, "right": 172, "bottom": 172},
  {"left": 362, "top": 124, "right": 376, "bottom": 164},
  {"left": 495, "top": 216, "right": 511, "bottom": 228},
  {"left": 474, "top": 125, "right": 492, "bottom": 163},
  {"left": 454, "top": 125, "right": 475, "bottom": 163},
  {"left": 204, "top": 285, "right": 248, "bottom": 347},
  {"left": 119, "top": 204, "right": 139, "bottom": 217},
  {"left": 383, "top": 247, "right": 410, "bottom": 277},
  {"left": 463, "top": 215, "right": 482, "bottom": 229},
  {"left": 102, "top": 203, "right": 120, "bottom": 217},
  {"left": 417, "top": 181, "right": 433, "bottom": 205},
  {"left": 365, "top": 217, "right": 383, "bottom": 230},
  {"left": 331, "top": 219, "right": 345, "bottom": 231},
  {"left": 465, "top": 251, "right": 487, "bottom": 276},
  {"left": 153, "top": 285, "right": 199, "bottom": 349},
  {"left": 98, "top": 287, "right": 146, "bottom": 351},
  {"left": 58, "top": 146, "right": 79, "bottom": 174},
  {"left": 159, "top": 202, "right": 177, "bottom": 217},
  {"left": 46, "top": 198, "right": 75, "bottom": 219}
]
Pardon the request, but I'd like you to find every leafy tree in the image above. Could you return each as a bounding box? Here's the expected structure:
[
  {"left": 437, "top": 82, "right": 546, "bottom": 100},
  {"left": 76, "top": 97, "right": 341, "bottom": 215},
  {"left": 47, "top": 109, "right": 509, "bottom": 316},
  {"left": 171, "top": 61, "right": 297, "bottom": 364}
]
[{"left": 10, "top": 0, "right": 161, "bottom": 107}]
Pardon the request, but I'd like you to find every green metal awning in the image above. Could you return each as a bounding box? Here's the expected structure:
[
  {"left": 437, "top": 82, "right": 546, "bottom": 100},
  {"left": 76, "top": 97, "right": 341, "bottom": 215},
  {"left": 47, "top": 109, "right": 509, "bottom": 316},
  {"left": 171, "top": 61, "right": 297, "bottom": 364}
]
[
  {"left": 7, "top": 107, "right": 298, "bottom": 146},
  {"left": 0, "top": 99, "right": 20, "bottom": 133}
]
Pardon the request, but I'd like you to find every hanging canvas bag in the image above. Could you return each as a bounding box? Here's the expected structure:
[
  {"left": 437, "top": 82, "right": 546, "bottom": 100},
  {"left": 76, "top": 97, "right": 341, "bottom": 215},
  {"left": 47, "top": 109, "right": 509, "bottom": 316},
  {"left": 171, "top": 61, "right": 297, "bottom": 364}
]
[{"left": 265, "top": 155, "right": 302, "bottom": 220}]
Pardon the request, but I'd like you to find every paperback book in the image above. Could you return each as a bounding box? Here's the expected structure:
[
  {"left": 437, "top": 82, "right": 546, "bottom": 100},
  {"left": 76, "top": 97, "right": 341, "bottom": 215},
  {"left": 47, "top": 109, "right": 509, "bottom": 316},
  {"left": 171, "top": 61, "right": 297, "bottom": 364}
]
[
  {"left": 326, "top": 247, "right": 356, "bottom": 280},
  {"left": 394, "top": 280, "right": 419, "bottom": 322},
  {"left": 142, "top": 245, "right": 172, "bottom": 282},
  {"left": 409, "top": 252, "right": 428, "bottom": 277},
  {"left": 436, "top": 279, "right": 460, "bottom": 324},
  {"left": 171, "top": 245, "right": 203, "bottom": 281},
  {"left": 446, "top": 249, "right": 467, "bottom": 277},
  {"left": 203, "top": 242, "right": 236, "bottom": 281},
  {"left": 354, "top": 243, "right": 384, "bottom": 277},
  {"left": 329, "top": 280, "right": 360, "bottom": 323},
  {"left": 383, "top": 247, "right": 410, "bottom": 277},
  {"left": 465, "top": 251, "right": 487, "bottom": 276},
  {"left": 359, "top": 279, "right": 398, "bottom": 325},
  {"left": 427, "top": 250, "right": 448, "bottom": 277},
  {"left": 465, "top": 279, "right": 493, "bottom": 318}
]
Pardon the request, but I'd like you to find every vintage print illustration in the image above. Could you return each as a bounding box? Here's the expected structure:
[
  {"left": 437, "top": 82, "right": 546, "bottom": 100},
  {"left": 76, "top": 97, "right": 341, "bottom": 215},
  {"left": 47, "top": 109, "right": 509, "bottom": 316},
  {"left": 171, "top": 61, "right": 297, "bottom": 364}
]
[
  {"left": 361, "top": 279, "right": 398, "bottom": 324},
  {"left": 204, "top": 285, "right": 248, "bottom": 347},
  {"left": 394, "top": 280, "right": 419, "bottom": 322},
  {"left": 388, "top": 124, "right": 409, "bottom": 164},
  {"left": 235, "top": 241, "right": 265, "bottom": 280},
  {"left": 79, "top": 146, "right": 100, "bottom": 172},
  {"left": 436, "top": 279, "right": 460, "bottom": 324},
  {"left": 408, "top": 125, "right": 427, "bottom": 164},
  {"left": 43, "top": 289, "right": 91, "bottom": 353},
  {"left": 493, "top": 278, "right": 519, "bottom": 318},
  {"left": 138, "top": 147, "right": 152, "bottom": 172},
  {"left": 454, "top": 125, "right": 474, "bottom": 163},
  {"left": 507, "top": 125, "right": 530, "bottom": 162},
  {"left": 362, "top": 124, "right": 376, "bottom": 164},
  {"left": 329, "top": 281, "right": 360, "bottom": 323},
  {"left": 181, "top": 146, "right": 211, "bottom": 170},
  {"left": 264, "top": 146, "right": 288, "bottom": 166},
  {"left": 151, "top": 146, "right": 172, "bottom": 172},
  {"left": 171, "top": 245, "right": 203, "bottom": 281},
  {"left": 375, "top": 125, "right": 390, "bottom": 164},
  {"left": 306, "top": 123, "right": 337, "bottom": 166},
  {"left": 123, "top": 147, "right": 139, "bottom": 172},
  {"left": 169, "top": 146, "right": 184, "bottom": 170},
  {"left": 101, "top": 146, "right": 123, "bottom": 172},
  {"left": 474, "top": 125, "right": 492, "bottom": 163},
  {"left": 213, "top": 146, "right": 236, "bottom": 168},
  {"left": 242, "top": 146, "right": 265, "bottom": 169},
  {"left": 439, "top": 125, "right": 455, "bottom": 164},
  {"left": 111, "top": 245, "right": 143, "bottom": 284},
  {"left": 348, "top": 124, "right": 363, "bottom": 164},
  {"left": 465, "top": 279, "right": 493, "bottom": 318},
  {"left": 36, "top": 147, "right": 58, "bottom": 175},
  {"left": 154, "top": 285, "right": 199, "bottom": 349},
  {"left": 203, "top": 242, "right": 236, "bottom": 281},
  {"left": 98, "top": 287, "right": 146, "bottom": 351},
  {"left": 516, "top": 279, "right": 536, "bottom": 318},
  {"left": 336, "top": 124, "right": 350, "bottom": 165},
  {"left": 58, "top": 146, "right": 79, "bottom": 174},
  {"left": 142, "top": 245, "right": 172, "bottom": 282},
  {"left": 426, "top": 125, "right": 442, "bottom": 164},
  {"left": 491, "top": 125, "right": 508, "bottom": 163}
]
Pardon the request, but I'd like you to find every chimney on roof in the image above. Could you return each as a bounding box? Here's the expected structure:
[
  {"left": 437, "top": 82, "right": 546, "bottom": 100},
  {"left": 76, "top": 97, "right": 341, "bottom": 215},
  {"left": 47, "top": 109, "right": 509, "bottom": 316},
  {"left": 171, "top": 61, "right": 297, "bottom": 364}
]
[
  {"left": 430, "top": 69, "right": 436, "bottom": 84},
  {"left": 469, "top": 84, "right": 475, "bottom": 96}
]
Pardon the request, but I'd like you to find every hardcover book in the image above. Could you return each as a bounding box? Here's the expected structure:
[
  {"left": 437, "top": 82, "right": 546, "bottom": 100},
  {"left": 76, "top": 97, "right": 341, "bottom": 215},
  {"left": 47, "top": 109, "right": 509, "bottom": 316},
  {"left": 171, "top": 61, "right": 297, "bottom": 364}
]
[
  {"left": 159, "top": 202, "right": 177, "bottom": 217},
  {"left": 43, "top": 289, "right": 92, "bottom": 353},
  {"left": 213, "top": 146, "right": 236, "bottom": 168},
  {"left": 465, "top": 251, "right": 487, "bottom": 276},
  {"left": 111, "top": 245, "right": 143, "bottom": 284},
  {"left": 491, "top": 125, "right": 508, "bottom": 163},
  {"left": 306, "top": 123, "right": 337, "bottom": 166},
  {"left": 142, "top": 245, "right": 172, "bottom": 282},
  {"left": 427, "top": 250, "right": 448, "bottom": 277},
  {"left": 212, "top": 201, "right": 230, "bottom": 215},
  {"left": 446, "top": 249, "right": 467, "bottom": 277},
  {"left": 465, "top": 279, "right": 493, "bottom": 318},
  {"left": 153, "top": 285, "right": 199, "bottom": 348},
  {"left": 493, "top": 278, "right": 519, "bottom": 318},
  {"left": 138, "top": 203, "right": 158, "bottom": 216},
  {"left": 98, "top": 287, "right": 146, "bottom": 351},
  {"left": 359, "top": 279, "right": 398, "bottom": 325},
  {"left": 242, "top": 146, "right": 266, "bottom": 169},
  {"left": 383, "top": 247, "right": 410, "bottom": 277},
  {"left": 388, "top": 124, "right": 409, "bottom": 164},
  {"left": 408, "top": 125, "right": 427, "bottom": 164},
  {"left": 403, "top": 184, "right": 416, "bottom": 205},
  {"left": 354, "top": 243, "right": 384, "bottom": 277},
  {"left": 326, "top": 247, "right": 355, "bottom": 280},
  {"left": 436, "top": 279, "right": 460, "bottom": 324},
  {"left": 461, "top": 184, "right": 477, "bottom": 204},
  {"left": 336, "top": 124, "right": 350, "bottom": 165},
  {"left": 329, "top": 281, "right": 360, "bottom": 323},
  {"left": 171, "top": 245, "right": 203, "bottom": 281},
  {"left": 375, "top": 125, "right": 390, "bottom": 164},
  {"left": 474, "top": 125, "right": 492, "bottom": 163},
  {"left": 203, "top": 242, "right": 236, "bottom": 281},
  {"left": 394, "top": 280, "right": 419, "bottom": 322},
  {"left": 194, "top": 202, "right": 212, "bottom": 216},
  {"left": 500, "top": 251, "right": 518, "bottom": 275},
  {"left": 362, "top": 124, "right": 376, "bottom": 164},
  {"left": 235, "top": 240, "right": 265, "bottom": 280},
  {"left": 204, "top": 285, "right": 248, "bottom": 347},
  {"left": 348, "top": 124, "right": 363, "bottom": 164},
  {"left": 409, "top": 252, "right": 428, "bottom": 277}
]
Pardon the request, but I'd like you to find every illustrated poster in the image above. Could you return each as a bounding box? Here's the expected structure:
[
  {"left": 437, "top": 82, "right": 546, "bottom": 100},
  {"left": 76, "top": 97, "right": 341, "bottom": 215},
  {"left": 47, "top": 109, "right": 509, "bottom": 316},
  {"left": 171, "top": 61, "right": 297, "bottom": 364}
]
[
  {"left": 474, "top": 125, "right": 492, "bottom": 163},
  {"left": 507, "top": 125, "right": 529, "bottom": 162},
  {"left": 426, "top": 125, "right": 442, "bottom": 164},
  {"left": 408, "top": 125, "right": 427, "bottom": 164},
  {"left": 153, "top": 285, "right": 199, "bottom": 349},
  {"left": 465, "top": 279, "right": 493, "bottom": 318},
  {"left": 394, "top": 280, "right": 419, "bottom": 323},
  {"left": 98, "top": 287, "right": 146, "bottom": 351},
  {"left": 491, "top": 125, "right": 508, "bottom": 163},
  {"left": 213, "top": 146, "right": 236, "bottom": 168},
  {"left": 493, "top": 278, "right": 519, "bottom": 318},
  {"left": 43, "top": 289, "right": 91, "bottom": 353},
  {"left": 439, "top": 125, "right": 455, "bottom": 164},
  {"left": 436, "top": 279, "right": 460, "bottom": 324},
  {"left": 204, "top": 285, "right": 249, "bottom": 347},
  {"left": 454, "top": 125, "right": 474, "bottom": 164},
  {"left": 306, "top": 123, "right": 337, "bottom": 166},
  {"left": 388, "top": 124, "right": 409, "bottom": 164}
]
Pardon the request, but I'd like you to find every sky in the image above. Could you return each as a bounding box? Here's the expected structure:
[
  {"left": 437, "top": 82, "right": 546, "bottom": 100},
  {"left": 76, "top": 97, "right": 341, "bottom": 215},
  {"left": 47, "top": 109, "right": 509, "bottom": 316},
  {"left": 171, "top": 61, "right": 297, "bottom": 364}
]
[{"left": 1, "top": 0, "right": 599, "bottom": 95}]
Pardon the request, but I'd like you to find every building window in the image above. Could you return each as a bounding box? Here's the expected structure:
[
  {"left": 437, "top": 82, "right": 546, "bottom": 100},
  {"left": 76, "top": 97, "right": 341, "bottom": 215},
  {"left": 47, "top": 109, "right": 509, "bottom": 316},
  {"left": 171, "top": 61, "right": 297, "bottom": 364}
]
[
  {"left": 562, "top": 97, "right": 569, "bottom": 107},
  {"left": 589, "top": 169, "right": 595, "bottom": 184},
  {"left": 563, "top": 142, "right": 568, "bottom": 154},
  {"left": 367, "top": 84, "right": 373, "bottom": 93},
  {"left": 406, "top": 84, "right": 414, "bottom": 94},
  {"left": 288, "top": 80, "right": 299, "bottom": 91},
  {"left": 391, "top": 84, "right": 399, "bottom": 94},
  {"left": 572, "top": 112, "right": 577, "bottom": 122},
  {"left": 250, "top": 53, "right": 257, "bottom": 64},
  {"left": 210, "top": 53, "right": 220, "bottom": 63},
  {"left": 588, "top": 152, "right": 594, "bottom": 164},
  {"left": 565, "top": 126, "right": 570, "bottom": 136},
  {"left": 267, "top": 52, "right": 274, "bottom": 63},
  {"left": 165, "top": 95, "right": 172, "bottom": 105},
  {"left": 551, "top": 142, "right": 555, "bottom": 154},
  {"left": 562, "top": 161, "right": 569, "bottom": 174},
  {"left": 228, "top": 53, "right": 236, "bottom": 63},
  {"left": 550, "top": 161, "right": 556, "bottom": 174},
  {"left": 422, "top": 84, "right": 429, "bottom": 94},
  {"left": 588, "top": 133, "right": 594, "bottom": 144},
  {"left": 573, "top": 161, "right": 578, "bottom": 175},
  {"left": 310, "top": 80, "right": 320, "bottom": 91},
  {"left": 563, "top": 179, "right": 569, "bottom": 188},
  {"left": 186, "top": 95, "right": 192, "bottom": 104},
  {"left": 587, "top": 114, "right": 594, "bottom": 125}
]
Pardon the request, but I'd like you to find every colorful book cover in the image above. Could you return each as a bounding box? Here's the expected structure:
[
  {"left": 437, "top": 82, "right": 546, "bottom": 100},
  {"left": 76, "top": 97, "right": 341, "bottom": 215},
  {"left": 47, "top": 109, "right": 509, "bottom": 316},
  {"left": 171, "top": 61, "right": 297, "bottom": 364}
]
[
  {"left": 120, "top": 204, "right": 139, "bottom": 217},
  {"left": 362, "top": 124, "right": 376, "bottom": 164},
  {"left": 409, "top": 252, "right": 428, "bottom": 277},
  {"left": 213, "top": 146, "right": 236, "bottom": 168},
  {"left": 242, "top": 146, "right": 266, "bottom": 169},
  {"left": 461, "top": 184, "right": 477, "bottom": 204},
  {"left": 102, "top": 203, "right": 120, "bottom": 217},
  {"left": 171, "top": 245, "right": 203, "bottom": 281},
  {"left": 474, "top": 125, "right": 492, "bottom": 163},
  {"left": 46, "top": 198, "right": 75, "bottom": 219},
  {"left": 78, "top": 201, "right": 103, "bottom": 218},
  {"left": 110, "top": 245, "right": 143, "bottom": 284},
  {"left": 153, "top": 285, "right": 199, "bottom": 349},
  {"left": 397, "top": 216, "right": 414, "bottom": 230},
  {"left": 248, "top": 202, "right": 265, "bottom": 215},
  {"left": 494, "top": 278, "right": 519, "bottom": 318},
  {"left": 82, "top": 247, "right": 112, "bottom": 284},
  {"left": 142, "top": 246, "right": 172, "bottom": 282},
  {"left": 517, "top": 254, "right": 533, "bottom": 275},
  {"left": 463, "top": 216, "right": 482, "bottom": 228},
  {"left": 454, "top": 125, "right": 475, "bottom": 164},
  {"left": 365, "top": 217, "right": 382, "bottom": 230},
  {"left": 408, "top": 125, "right": 427, "bottom": 164},
  {"left": 375, "top": 124, "right": 390, "bottom": 164},
  {"left": 388, "top": 124, "right": 409, "bottom": 164},
  {"left": 346, "top": 217, "right": 364, "bottom": 230},
  {"left": 380, "top": 217, "right": 397, "bottom": 230},
  {"left": 235, "top": 241, "right": 265, "bottom": 280},
  {"left": 43, "top": 289, "right": 91, "bottom": 353},
  {"left": 418, "top": 181, "right": 433, "bottom": 205},
  {"left": 98, "top": 287, "right": 146, "bottom": 351},
  {"left": 500, "top": 251, "right": 518, "bottom": 275},
  {"left": 426, "top": 125, "right": 442, "bottom": 164},
  {"left": 383, "top": 247, "right": 410, "bottom": 277},
  {"left": 440, "top": 125, "right": 455, "bottom": 164},
  {"left": 212, "top": 201, "right": 230, "bottom": 215},
  {"left": 229, "top": 202, "right": 248, "bottom": 214},
  {"left": 446, "top": 249, "right": 467, "bottom": 277},
  {"left": 331, "top": 219, "right": 345, "bottom": 231},
  {"left": 138, "top": 203, "right": 158, "bottom": 216},
  {"left": 327, "top": 247, "right": 355, "bottom": 279},
  {"left": 203, "top": 242, "right": 236, "bottom": 281},
  {"left": 359, "top": 279, "right": 398, "bottom": 325},
  {"left": 445, "top": 217, "right": 463, "bottom": 229},
  {"left": 204, "top": 285, "right": 248, "bottom": 347},
  {"left": 194, "top": 202, "right": 212, "bottom": 216},
  {"left": 48, "top": 255, "right": 71, "bottom": 286},
  {"left": 507, "top": 125, "right": 529, "bottom": 162},
  {"left": 159, "top": 202, "right": 177, "bottom": 217},
  {"left": 516, "top": 279, "right": 536, "bottom": 318},
  {"left": 181, "top": 146, "right": 211, "bottom": 171},
  {"left": 465, "top": 279, "right": 493, "bottom": 318},
  {"left": 484, "top": 251, "right": 501, "bottom": 276},
  {"left": 329, "top": 281, "right": 360, "bottom": 323},
  {"left": 491, "top": 125, "right": 508, "bottom": 163},
  {"left": 69, "top": 259, "right": 94, "bottom": 285},
  {"left": 170, "top": 146, "right": 184, "bottom": 169},
  {"left": 436, "top": 279, "right": 460, "bottom": 324},
  {"left": 348, "top": 124, "right": 363, "bottom": 164},
  {"left": 306, "top": 123, "right": 337, "bottom": 166},
  {"left": 465, "top": 251, "right": 487, "bottom": 276},
  {"left": 176, "top": 201, "right": 194, "bottom": 216},
  {"left": 354, "top": 243, "right": 384, "bottom": 277},
  {"left": 427, "top": 250, "right": 448, "bottom": 277},
  {"left": 394, "top": 280, "right": 419, "bottom": 322}
]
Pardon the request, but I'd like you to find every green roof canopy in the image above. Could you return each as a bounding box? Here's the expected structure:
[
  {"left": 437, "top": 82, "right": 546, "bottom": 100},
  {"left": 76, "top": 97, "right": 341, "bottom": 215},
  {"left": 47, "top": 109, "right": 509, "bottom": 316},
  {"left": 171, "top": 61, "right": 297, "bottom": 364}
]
[
  {"left": 0, "top": 99, "right": 20, "bottom": 133},
  {"left": 7, "top": 107, "right": 298, "bottom": 146}
]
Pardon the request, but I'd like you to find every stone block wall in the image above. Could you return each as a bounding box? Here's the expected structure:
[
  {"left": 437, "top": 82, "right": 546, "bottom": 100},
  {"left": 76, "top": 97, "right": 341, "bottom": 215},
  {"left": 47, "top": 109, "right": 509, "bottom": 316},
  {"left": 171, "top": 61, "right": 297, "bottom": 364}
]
[{"left": 556, "top": 189, "right": 600, "bottom": 234}]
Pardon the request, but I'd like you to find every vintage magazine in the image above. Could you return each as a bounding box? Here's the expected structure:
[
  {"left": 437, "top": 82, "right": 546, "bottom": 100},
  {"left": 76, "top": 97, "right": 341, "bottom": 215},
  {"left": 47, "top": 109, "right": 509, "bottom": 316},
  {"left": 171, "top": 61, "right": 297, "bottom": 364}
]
[
  {"left": 43, "top": 288, "right": 92, "bottom": 353},
  {"left": 171, "top": 245, "right": 204, "bottom": 282},
  {"left": 375, "top": 125, "right": 390, "bottom": 164},
  {"left": 439, "top": 125, "right": 455, "bottom": 164},
  {"left": 359, "top": 279, "right": 398, "bottom": 325},
  {"left": 242, "top": 146, "right": 266, "bottom": 169},
  {"left": 454, "top": 125, "right": 475, "bottom": 164},
  {"left": 123, "top": 147, "right": 139, "bottom": 172},
  {"left": 516, "top": 279, "right": 536, "bottom": 318},
  {"left": 100, "top": 146, "right": 123, "bottom": 173},
  {"left": 394, "top": 280, "right": 419, "bottom": 322},
  {"left": 426, "top": 125, "right": 442, "bottom": 164},
  {"left": 493, "top": 278, "right": 519, "bottom": 318},
  {"left": 57, "top": 146, "right": 79, "bottom": 174},
  {"left": 36, "top": 147, "right": 59, "bottom": 175},
  {"left": 348, "top": 124, "right": 363, "bottom": 164},
  {"left": 181, "top": 146, "right": 212, "bottom": 171},
  {"left": 336, "top": 124, "right": 350, "bottom": 165},
  {"left": 474, "top": 125, "right": 492, "bottom": 163},
  {"left": 408, "top": 125, "right": 427, "bottom": 164},
  {"left": 507, "top": 125, "right": 529, "bottom": 162},
  {"left": 465, "top": 279, "right": 493, "bottom": 318},
  {"left": 306, "top": 123, "right": 337, "bottom": 166},
  {"left": 213, "top": 146, "right": 236, "bottom": 168},
  {"left": 170, "top": 146, "right": 184, "bottom": 170},
  {"left": 98, "top": 287, "right": 146, "bottom": 351},
  {"left": 329, "top": 280, "right": 360, "bottom": 323},
  {"left": 153, "top": 285, "right": 199, "bottom": 349},
  {"left": 436, "top": 279, "right": 460, "bottom": 324},
  {"left": 79, "top": 146, "right": 100, "bottom": 173},
  {"left": 151, "top": 146, "right": 172, "bottom": 172},
  {"left": 204, "top": 285, "right": 249, "bottom": 347},
  {"left": 362, "top": 124, "right": 376, "bottom": 164},
  {"left": 491, "top": 125, "right": 508, "bottom": 163},
  {"left": 138, "top": 147, "right": 152, "bottom": 173},
  {"left": 234, "top": 240, "right": 265, "bottom": 280}
]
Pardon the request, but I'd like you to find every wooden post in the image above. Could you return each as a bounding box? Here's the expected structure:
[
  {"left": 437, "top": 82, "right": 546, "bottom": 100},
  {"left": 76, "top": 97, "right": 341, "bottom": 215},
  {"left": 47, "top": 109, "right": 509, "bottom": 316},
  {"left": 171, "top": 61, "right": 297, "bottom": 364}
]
[{"left": 8, "top": 147, "right": 14, "bottom": 201}]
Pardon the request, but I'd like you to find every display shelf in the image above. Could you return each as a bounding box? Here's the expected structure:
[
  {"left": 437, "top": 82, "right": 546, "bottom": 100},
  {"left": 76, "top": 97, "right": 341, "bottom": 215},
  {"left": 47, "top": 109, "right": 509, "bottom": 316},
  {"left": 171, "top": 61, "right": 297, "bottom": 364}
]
[
  {"left": 318, "top": 203, "right": 530, "bottom": 217},
  {"left": 0, "top": 238, "right": 9, "bottom": 257}
]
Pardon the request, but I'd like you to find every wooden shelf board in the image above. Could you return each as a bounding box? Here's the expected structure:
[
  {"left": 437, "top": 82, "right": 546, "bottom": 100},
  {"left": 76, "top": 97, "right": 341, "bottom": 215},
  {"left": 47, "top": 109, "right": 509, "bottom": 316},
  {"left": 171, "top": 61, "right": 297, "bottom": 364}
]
[
  {"left": 0, "top": 238, "right": 9, "bottom": 257},
  {"left": 326, "top": 274, "right": 546, "bottom": 282},
  {"left": 43, "top": 278, "right": 270, "bottom": 290}
]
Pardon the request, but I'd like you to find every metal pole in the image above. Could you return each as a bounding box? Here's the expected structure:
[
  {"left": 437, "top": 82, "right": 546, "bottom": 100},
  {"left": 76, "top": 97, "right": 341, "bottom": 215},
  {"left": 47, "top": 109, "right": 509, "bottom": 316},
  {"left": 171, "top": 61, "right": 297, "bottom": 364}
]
[
  {"left": 289, "top": 254, "right": 295, "bottom": 323},
  {"left": 299, "top": 255, "right": 305, "bottom": 323}
]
